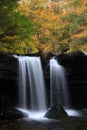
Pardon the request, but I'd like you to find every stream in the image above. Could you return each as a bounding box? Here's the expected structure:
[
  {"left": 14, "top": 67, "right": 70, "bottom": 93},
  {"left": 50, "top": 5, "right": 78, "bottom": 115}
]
[{"left": 1, "top": 109, "right": 87, "bottom": 130}]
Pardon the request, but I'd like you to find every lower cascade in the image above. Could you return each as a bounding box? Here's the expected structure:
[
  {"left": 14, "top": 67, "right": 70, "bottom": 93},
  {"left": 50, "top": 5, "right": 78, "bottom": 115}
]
[
  {"left": 17, "top": 56, "right": 47, "bottom": 119},
  {"left": 50, "top": 58, "right": 70, "bottom": 107}
]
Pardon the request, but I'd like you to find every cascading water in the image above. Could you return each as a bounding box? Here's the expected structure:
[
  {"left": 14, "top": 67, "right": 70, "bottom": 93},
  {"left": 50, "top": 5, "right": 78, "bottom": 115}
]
[
  {"left": 26, "top": 57, "right": 47, "bottom": 111},
  {"left": 50, "top": 57, "right": 70, "bottom": 107},
  {"left": 18, "top": 57, "right": 27, "bottom": 109},
  {"left": 16, "top": 56, "right": 47, "bottom": 119}
]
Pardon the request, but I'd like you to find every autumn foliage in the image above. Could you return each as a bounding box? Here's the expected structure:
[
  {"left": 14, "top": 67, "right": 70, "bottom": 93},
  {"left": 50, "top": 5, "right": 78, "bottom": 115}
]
[{"left": 0, "top": 0, "right": 87, "bottom": 54}]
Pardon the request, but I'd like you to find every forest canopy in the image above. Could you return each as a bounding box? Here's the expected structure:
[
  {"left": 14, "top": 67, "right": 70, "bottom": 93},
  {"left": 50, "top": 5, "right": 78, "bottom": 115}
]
[{"left": 0, "top": 0, "right": 87, "bottom": 54}]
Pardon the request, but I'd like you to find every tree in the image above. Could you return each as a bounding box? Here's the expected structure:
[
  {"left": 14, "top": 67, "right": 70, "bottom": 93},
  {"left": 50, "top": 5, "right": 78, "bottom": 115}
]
[
  {"left": 0, "top": 0, "right": 37, "bottom": 54},
  {"left": 1, "top": 0, "right": 87, "bottom": 54}
]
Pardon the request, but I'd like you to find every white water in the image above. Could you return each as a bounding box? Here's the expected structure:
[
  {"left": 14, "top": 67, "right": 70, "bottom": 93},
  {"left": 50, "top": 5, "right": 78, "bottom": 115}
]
[
  {"left": 16, "top": 56, "right": 47, "bottom": 119},
  {"left": 50, "top": 58, "right": 70, "bottom": 107},
  {"left": 17, "top": 108, "right": 47, "bottom": 120},
  {"left": 65, "top": 109, "right": 82, "bottom": 117}
]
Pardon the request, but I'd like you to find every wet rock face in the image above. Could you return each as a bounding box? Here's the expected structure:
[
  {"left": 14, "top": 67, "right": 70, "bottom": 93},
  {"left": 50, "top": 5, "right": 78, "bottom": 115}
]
[
  {"left": 0, "top": 52, "right": 18, "bottom": 110},
  {"left": 0, "top": 52, "right": 17, "bottom": 80},
  {"left": 57, "top": 51, "right": 87, "bottom": 82}
]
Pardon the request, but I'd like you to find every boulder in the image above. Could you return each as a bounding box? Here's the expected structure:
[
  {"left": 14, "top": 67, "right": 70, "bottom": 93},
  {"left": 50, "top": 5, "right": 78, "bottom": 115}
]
[
  {"left": 45, "top": 104, "right": 68, "bottom": 119},
  {"left": 0, "top": 108, "right": 27, "bottom": 121}
]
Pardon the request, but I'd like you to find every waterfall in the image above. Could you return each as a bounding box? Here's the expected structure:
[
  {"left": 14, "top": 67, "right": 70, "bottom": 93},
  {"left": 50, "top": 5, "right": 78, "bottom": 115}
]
[
  {"left": 50, "top": 57, "right": 70, "bottom": 107},
  {"left": 16, "top": 56, "right": 47, "bottom": 118},
  {"left": 14, "top": 55, "right": 70, "bottom": 119},
  {"left": 26, "top": 57, "right": 47, "bottom": 111}
]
